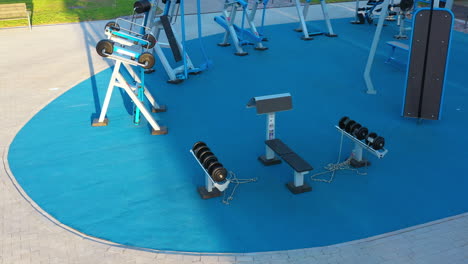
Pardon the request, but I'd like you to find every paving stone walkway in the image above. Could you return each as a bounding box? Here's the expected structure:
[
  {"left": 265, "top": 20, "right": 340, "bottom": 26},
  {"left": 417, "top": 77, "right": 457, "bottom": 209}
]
[{"left": 1, "top": 3, "right": 467, "bottom": 264}]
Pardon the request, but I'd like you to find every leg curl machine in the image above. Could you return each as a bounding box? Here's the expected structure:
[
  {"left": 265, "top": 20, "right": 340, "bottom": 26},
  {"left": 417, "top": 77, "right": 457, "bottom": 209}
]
[
  {"left": 146, "top": 0, "right": 207, "bottom": 83},
  {"left": 214, "top": 0, "right": 268, "bottom": 56}
]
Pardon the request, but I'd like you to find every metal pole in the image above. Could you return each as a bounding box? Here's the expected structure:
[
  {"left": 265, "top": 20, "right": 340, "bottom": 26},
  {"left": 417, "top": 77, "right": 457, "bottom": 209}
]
[
  {"left": 444, "top": 0, "right": 453, "bottom": 9},
  {"left": 320, "top": 0, "right": 336, "bottom": 36},
  {"left": 352, "top": 142, "right": 363, "bottom": 162},
  {"left": 98, "top": 61, "right": 121, "bottom": 122},
  {"left": 265, "top": 113, "right": 275, "bottom": 160},
  {"left": 363, "top": 0, "right": 390, "bottom": 94},
  {"left": 294, "top": 0, "right": 311, "bottom": 39}
]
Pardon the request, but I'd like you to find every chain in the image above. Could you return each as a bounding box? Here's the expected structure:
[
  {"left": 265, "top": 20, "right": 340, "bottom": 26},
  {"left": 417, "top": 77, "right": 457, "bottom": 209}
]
[
  {"left": 222, "top": 171, "right": 257, "bottom": 205},
  {"left": 310, "top": 132, "right": 367, "bottom": 183}
]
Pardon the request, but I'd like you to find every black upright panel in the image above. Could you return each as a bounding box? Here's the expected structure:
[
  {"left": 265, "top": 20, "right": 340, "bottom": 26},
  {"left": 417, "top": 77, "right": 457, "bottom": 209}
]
[{"left": 403, "top": 8, "right": 453, "bottom": 120}]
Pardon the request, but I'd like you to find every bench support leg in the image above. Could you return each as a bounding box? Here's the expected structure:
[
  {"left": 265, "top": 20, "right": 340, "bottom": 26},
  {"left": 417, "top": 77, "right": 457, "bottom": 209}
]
[
  {"left": 259, "top": 113, "right": 281, "bottom": 165},
  {"left": 258, "top": 146, "right": 281, "bottom": 165},
  {"left": 350, "top": 142, "right": 371, "bottom": 168},
  {"left": 286, "top": 171, "right": 312, "bottom": 194}
]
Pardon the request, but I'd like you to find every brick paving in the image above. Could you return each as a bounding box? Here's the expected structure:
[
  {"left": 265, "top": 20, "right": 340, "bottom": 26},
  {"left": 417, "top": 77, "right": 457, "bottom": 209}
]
[{"left": 1, "top": 3, "right": 467, "bottom": 264}]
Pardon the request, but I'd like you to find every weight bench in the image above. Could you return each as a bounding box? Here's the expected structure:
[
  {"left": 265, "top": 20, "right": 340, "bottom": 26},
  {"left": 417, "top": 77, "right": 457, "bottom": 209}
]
[
  {"left": 263, "top": 139, "right": 313, "bottom": 194},
  {"left": 0, "top": 3, "right": 31, "bottom": 31},
  {"left": 385, "top": 41, "right": 409, "bottom": 66}
]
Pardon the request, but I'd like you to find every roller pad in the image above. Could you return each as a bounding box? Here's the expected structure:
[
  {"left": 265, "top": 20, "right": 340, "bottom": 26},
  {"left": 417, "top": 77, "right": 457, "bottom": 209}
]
[{"left": 160, "top": 15, "right": 182, "bottom": 62}]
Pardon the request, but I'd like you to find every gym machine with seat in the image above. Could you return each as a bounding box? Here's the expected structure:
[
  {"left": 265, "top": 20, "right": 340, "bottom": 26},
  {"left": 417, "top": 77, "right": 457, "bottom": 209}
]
[
  {"left": 293, "top": 0, "right": 337, "bottom": 40},
  {"left": 214, "top": 0, "right": 269, "bottom": 56}
]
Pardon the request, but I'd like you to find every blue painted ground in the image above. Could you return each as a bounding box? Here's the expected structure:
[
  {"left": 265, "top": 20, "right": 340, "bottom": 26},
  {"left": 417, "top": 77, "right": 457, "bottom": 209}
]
[{"left": 8, "top": 19, "right": 468, "bottom": 253}]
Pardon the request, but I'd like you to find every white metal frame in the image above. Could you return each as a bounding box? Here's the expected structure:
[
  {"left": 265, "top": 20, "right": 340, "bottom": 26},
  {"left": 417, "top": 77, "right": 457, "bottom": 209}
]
[
  {"left": 217, "top": 0, "right": 267, "bottom": 55},
  {"left": 94, "top": 60, "right": 165, "bottom": 133},
  {"left": 148, "top": 0, "right": 197, "bottom": 83},
  {"left": 190, "top": 150, "right": 230, "bottom": 192},
  {"left": 294, "top": 0, "right": 336, "bottom": 40}
]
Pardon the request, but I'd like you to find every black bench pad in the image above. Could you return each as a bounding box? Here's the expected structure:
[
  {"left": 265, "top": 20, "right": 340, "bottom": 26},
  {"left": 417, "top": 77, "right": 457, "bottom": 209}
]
[
  {"left": 265, "top": 139, "right": 293, "bottom": 156},
  {"left": 281, "top": 153, "right": 313, "bottom": 173}
]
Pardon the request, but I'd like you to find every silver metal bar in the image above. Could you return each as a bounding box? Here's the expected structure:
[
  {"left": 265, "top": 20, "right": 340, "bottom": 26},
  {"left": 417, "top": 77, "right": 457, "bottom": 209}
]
[
  {"left": 363, "top": 0, "right": 390, "bottom": 94},
  {"left": 335, "top": 126, "right": 388, "bottom": 159},
  {"left": 294, "top": 0, "right": 310, "bottom": 38},
  {"left": 320, "top": 0, "right": 335, "bottom": 35},
  {"left": 98, "top": 61, "right": 122, "bottom": 123}
]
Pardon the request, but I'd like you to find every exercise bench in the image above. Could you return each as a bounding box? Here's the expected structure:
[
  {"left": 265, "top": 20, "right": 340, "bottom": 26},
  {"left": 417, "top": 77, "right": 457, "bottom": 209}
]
[
  {"left": 385, "top": 41, "right": 409, "bottom": 66},
  {"left": 247, "top": 93, "right": 313, "bottom": 194},
  {"left": 264, "top": 139, "right": 313, "bottom": 194}
]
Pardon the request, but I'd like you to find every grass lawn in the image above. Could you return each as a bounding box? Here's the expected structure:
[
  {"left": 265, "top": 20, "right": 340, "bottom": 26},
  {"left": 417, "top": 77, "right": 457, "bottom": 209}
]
[{"left": 0, "top": 0, "right": 135, "bottom": 28}]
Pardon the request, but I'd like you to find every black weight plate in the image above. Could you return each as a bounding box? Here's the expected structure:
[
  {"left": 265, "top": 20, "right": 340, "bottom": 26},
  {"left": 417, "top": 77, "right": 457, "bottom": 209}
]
[
  {"left": 365, "top": 132, "right": 378, "bottom": 145},
  {"left": 192, "top": 141, "right": 206, "bottom": 151},
  {"left": 350, "top": 123, "right": 361, "bottom": 135},
  {"left": 372, "top": 136, "right": 385, "bottom": 150},
  {"left": 212, "top": 167, "right": 228, "bottom": 182},
  {"left": 199, "top": 151, "right": 213, "bottom": 164},
  {"left": 207, "top": 161, "right": 223, "bottom": 176},
  {"left": 202, "top": 155, "right": 218, "bottom": 169},
  {"left": 356, "top": 127, "right": 369, "bottom": 140},
  {"left": 194, "top": 146, "right": 210, "bottom": 159},
  {"left": 338, "top": 116, "right": 349, "bottom": 129},
  {"left": 345, "top": 120, "right": 356, "bottom": 133}
]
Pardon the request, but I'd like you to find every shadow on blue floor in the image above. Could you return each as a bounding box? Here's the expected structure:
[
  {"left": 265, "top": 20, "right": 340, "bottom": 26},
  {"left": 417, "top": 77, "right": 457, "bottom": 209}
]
[{"left": 8, "top": 18, "right": 468, "bottom": 253}]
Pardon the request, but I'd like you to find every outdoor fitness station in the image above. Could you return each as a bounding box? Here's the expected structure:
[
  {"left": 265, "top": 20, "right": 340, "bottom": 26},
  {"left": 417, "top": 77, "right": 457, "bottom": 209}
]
[
  {"left": 6, "top": 0, "right": 468, "bottom": 255},
  {"left": 214, "top": 0, "right": 269, "bottom": 55}
]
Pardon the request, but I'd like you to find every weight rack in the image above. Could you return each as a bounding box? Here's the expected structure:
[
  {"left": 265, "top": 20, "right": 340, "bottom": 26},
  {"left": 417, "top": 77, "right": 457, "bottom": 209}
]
[
  {"left": 190, "top": 149, "right": 231, "bottom": 199},
  {"left": 335, "top": 125, "right": 388, "bottom": 167}
]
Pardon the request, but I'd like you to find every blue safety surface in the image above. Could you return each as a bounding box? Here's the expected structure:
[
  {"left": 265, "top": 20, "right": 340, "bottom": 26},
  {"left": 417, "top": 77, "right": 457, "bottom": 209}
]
[{"left": 8, "top": 19, "right": 468, "bottom": 253}]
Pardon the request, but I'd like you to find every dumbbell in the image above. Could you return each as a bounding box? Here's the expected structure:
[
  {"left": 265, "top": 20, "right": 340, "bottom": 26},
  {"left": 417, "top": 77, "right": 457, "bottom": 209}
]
[
  {"left": 206, "top": 161, "right": 227, "bottom": 182},
  {"left": 134, "top": 0, "right": 152, "bottom": 13},
  {"left": 349, "top": 123, "right": 369, "bottom": 140},
  {"left": 365, "top": 133, "right": 385, "bottom": 150},
  {"left": 338, "top": 117, "right": 356, "bottom": 133},
  {"left": 192, "top": 141, "right": 227, "bottom": 182}
]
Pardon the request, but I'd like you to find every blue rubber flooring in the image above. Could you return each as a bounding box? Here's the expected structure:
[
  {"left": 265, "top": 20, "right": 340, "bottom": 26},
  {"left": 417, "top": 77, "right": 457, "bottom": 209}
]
[{"left": 8, "top": 18, "right": 468, "bottom": 253}]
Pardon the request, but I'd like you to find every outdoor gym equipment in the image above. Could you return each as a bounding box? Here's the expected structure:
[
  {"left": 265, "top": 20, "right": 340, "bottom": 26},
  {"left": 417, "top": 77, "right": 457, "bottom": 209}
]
[
  {"left": 402, "top": 7, "right": 453, "bottom": 120},
  {"left": 91, "top": 58, "right": 168, "bottom": 135},
  {"left": 393, "top": 0, "right": 414, "bottom": 39},
  {"left": 336, "top": 117, "right": 387, "bottom": 168},
  {"left": 214, "top": 0, "right": 268, "bottom": 56},
  {"left": 147, "top": 0, "right": 210, "bottom": 83},
  {"left": 104, "top": 20, "right": 156, "bottom": 49},
  {"left": 293, "top": 0, "right": 337, "bottom": 40},
  {"left": 363, "top": 0, "right": 454, "bottom": 94},
  {"left": 350, "top": 0, "right": 396, "bottom": 25},
  {"left": 309, "top": 117, "right": 387, "bottom": 184},
  {"left": 247, "top": 93, "right": 314, "bottom": 194},
  {"left": 96, "top": 39, "right": 155, "bottom": 69},
  {"left": 93, "top": 1, "right": 167, "bottom": 135},
  {"left": 191, "top": 142, "right": 230, "bottom": 199}
]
